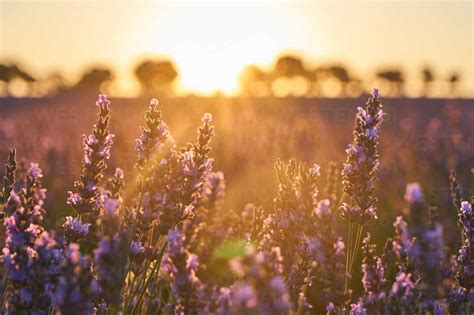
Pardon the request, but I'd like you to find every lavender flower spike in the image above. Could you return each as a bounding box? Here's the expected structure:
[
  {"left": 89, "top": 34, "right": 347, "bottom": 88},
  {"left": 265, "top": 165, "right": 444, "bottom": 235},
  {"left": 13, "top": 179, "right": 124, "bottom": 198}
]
[
  {"left": 455, "top": 200, "right": 473, "bottom": 295},
  {"left": 66, "top": 94, "right": 114, "bottom": 218},
  {"left": 340, "top": 89, "right": 384, "bottom": 225},
  {"left": 163, "top": 228, "right": 206, "bottom": 313}
]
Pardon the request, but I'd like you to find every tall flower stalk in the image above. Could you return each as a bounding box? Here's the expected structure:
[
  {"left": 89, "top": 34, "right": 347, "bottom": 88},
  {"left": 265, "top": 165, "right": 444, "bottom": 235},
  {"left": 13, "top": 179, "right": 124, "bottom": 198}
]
[
  {"left": 449, "top": 198, "right": 474, "bottom": 313},
  {"left": 2, "top": 162, "right": 50, "bottom": 313},
  {"left": 66, "top": 94, "right": 114, "bottom": 242},
  {"left": 260, "top": 159, "right": 320, "bottom": 305},
  {"left": 340, "top": 89, "right": 384, "bottom": 292}
]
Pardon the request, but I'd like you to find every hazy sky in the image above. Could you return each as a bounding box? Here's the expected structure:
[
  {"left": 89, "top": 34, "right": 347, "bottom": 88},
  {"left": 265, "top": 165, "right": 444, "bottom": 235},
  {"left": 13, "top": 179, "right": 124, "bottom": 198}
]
[{"left": 1, "top": 0, "right": 473, "bottom": 96}]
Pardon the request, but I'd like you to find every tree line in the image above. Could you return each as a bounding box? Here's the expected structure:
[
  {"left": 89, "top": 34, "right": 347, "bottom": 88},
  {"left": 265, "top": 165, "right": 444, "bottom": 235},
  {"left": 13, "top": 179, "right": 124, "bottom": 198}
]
[{"left": 0, "top": 55, "right": 462, "bottom": 98}]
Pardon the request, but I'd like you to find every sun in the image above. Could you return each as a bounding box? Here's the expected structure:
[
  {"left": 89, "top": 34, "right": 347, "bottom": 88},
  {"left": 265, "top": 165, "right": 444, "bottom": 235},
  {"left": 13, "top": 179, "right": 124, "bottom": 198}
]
[{"left": 143, "top": 3, "right": 289, "bottom": 95}]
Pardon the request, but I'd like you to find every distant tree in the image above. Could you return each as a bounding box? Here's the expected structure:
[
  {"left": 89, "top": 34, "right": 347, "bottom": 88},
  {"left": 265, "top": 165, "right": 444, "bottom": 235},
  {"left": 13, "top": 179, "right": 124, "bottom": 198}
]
[
  {"left": 274, "top": 55, "right": 307, "bottom": 78},
  {"left": 0, "top": 63, "right": 36, "bottom": 96},
  {"left": 328, "top": 65, "right": 352, "bottom": 97},
  {"left": 306, "top": 66, "right": 327, "bottom": 96},
  {"left": 448, "top": 72, "right": 460, "bottom": 97},
  {"left": 41, "top": 72, "right": 68, "bottom": 96},
  {"left": 271, "top": 55, "right": 310, "bottom": 96},
  {"left": 329, "top": 65, "right": 350, "bottom": 84},
  {"left": 376, "top": 69, "right": 404, "bottom": 96},
  {"left": 307, "top": 65, "right": 359, "bottom": 97},
  {"left": 239, "top": 65, "right": 272, "bottom": 96},
  {"left": 47, "top": 72, "right": 67, "bottom": 92},
  {"left": 135, "top": 60, "right": 178, "bottom": 97},
  {"left": 421, "top": 67, "right": 434, "bottom": 97},
  {"left": 72, "top": 67, "right": 113, "bottom": 93}
]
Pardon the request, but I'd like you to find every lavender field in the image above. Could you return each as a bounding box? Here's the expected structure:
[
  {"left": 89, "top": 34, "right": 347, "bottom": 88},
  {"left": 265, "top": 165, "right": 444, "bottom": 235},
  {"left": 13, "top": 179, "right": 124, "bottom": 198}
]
[
  {"left": 0, "top": 92, "right": 473, "bottom": 314},
  {"left": 1, "top": 0, "right": 474, "bottom": 313}
]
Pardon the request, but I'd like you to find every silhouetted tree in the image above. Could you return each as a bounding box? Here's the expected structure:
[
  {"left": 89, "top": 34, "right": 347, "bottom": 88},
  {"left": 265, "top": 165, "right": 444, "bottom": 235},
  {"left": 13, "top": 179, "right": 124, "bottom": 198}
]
[
  {"left": 48, "top": 73, "right": 67, "bottom": 91},
  {"left": 274, "top": 55, "right": 307, "bottom": 78},
  {"left": 306, "top": 66, "right": 327, "bottom": 96},
  {"left": 72, "top": 67, "right": 113, "bottom": 93},
  {"left": 239, "top": 65, "right": 272, "bottom": 96},
  {"left": 41, "top": 72, "right": 68, "bottom": 96},
  {"left": 135, "top": 60, "right": 178, "bottom": 97},
  {"left": 271, "top": 55, "right": 311, "bottom": 96},
  {"left": 421, "top": 67, "right": 434, "bottom": 97},
  {"left": 448, "top": 72, "right": 460, "bottom": 97},
  {"left": 307, "top": 65, "right": 359, "bottom": 97},
  {"left": 376, "top": 69, "right": 404, "bottom": 96},
  {"left": 329, "top": 66, "right": 350, "bottom": 84},
  {"left": 328, "top": 65, "right": 352, "bottom": 96},
  {"left": 0, "top": 63, "right": 36, "bottom": 96}
]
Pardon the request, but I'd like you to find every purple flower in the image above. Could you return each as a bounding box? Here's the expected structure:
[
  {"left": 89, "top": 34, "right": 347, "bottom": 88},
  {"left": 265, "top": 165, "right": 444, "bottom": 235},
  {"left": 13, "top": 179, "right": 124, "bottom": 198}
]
[
  {"left": 62, "top": 216, "right": 90, "bottom": 241},
  {"left": 114, "top": 167, "right": 124, "bottom": 179},
  {"left": 27, "top": 162, "right": 43, "bottom": 179},
  {"left": 150, "top": 98, "right": 159, "bottom": 108},
  {"left": 372, "top": 88, "right": 379, "bottom": 98},
  {"left": 392, "top": 216, "right": 411, "bottom": 260},
  {"left": 350, "top": 301, "right": 367, "bottom": 315},
  {"left": 202, "top": 112, "right": 212, "bottom": 122},
  {"left": 390, "top": 272, "right": 415, "bottom": 297},
  {"left": 334, "top": 237, "right": 345, "bottom": 257},
  {"left": 315, "top": 199, "right": 330, "bottom": 217},
  {"left": 216, "top": 287, "right": 231, "bottom": 314},
  {"left": 227, "top": 248, "right": 291, "bottom": 314},
  {"left": 404, "top": 182, "right": 424, "bottom": 204},
  {"left": 66, "top": 191, "right": 82, "bottom": 207},
  {"left": 309, "top": 164, "right": 321, "bottom": 177},
  {"left": 102, "top": 196, "right": 122, "bottom": 216},
  {"left": 130, "top": 240, "right": 145, "bottom": 256},
  {"left": 326, "top": 302, "right": 335, "bottom": 315},
  {"left": 181, "top": 150, "right": 198, "bottom": 177},
  {"left": 460, "top": 200, "right": 472, "bottom": 215},
  {"left": 202, "top": 171, "right": 226, "bottom": 205},
  {"left": 97, "top": 94, "right": 109, "bottom": 106}
]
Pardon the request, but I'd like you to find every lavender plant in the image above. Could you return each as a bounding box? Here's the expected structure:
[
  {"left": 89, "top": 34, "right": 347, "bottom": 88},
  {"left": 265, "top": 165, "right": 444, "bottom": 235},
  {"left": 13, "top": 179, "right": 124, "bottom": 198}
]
[
  {"left": 340, "top": 88, "right": 385, "bottom": 294},
  {"left": 449, "top": 181, "right": 474, "bottom": 313},
  {"left": 2, "top": 162, "right": 51, "bottom": 313}
]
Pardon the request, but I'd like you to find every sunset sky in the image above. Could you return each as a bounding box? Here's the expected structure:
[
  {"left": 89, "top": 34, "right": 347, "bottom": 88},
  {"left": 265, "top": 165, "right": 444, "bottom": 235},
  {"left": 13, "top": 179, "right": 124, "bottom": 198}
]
[{"left": 1, "top": 0, "right": 473, "bottom": 96}]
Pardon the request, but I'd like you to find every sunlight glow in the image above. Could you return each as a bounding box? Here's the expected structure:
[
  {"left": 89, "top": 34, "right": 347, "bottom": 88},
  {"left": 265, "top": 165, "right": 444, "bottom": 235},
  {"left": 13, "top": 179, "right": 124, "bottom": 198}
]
[{"left": 140, "top": 4, "right": 318, "bottom": 95}]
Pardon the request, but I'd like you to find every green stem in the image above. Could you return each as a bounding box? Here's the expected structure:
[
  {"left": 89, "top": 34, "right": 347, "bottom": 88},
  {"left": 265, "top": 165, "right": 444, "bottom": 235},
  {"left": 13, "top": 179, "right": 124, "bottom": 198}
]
[
  {"left": 296, "top": 284, "right": 308, "bottom": 315},
  {"left": 344, "top": 222, "right": 353, "bottom": 293},
  {"left": 350, "top": 225, "right": 364, "bottom": 272},
  {"left": 125, "top": 259, "right": 151, "bottom": 313},
  {"left": 131, "top": 240, "right": 168, "bottom": 315}
]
